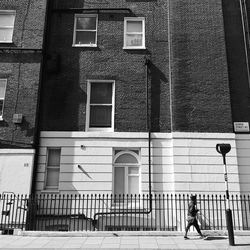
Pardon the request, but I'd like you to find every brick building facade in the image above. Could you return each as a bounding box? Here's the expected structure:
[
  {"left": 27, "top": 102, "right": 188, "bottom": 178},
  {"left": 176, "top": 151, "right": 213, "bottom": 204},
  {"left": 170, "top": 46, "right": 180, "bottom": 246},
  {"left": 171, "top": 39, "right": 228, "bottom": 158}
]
[
  {"left": 1, "top": 0, "right": 250, "bottom": 196},
  {"left": 33, "top": 0, "right": 250, "bottom": 196},
  {"left": 0, "top": 0, "right": 47, "bottom": 194}
]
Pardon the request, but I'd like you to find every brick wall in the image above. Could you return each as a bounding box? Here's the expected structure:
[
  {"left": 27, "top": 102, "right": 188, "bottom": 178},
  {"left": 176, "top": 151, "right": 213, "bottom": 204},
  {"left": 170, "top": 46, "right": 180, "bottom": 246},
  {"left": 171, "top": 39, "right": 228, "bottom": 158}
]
[
  {"left": 0, "top": 0, "right": 47, "bottom": 148},
  {"left": 222, "top": 0, "right": 250, "bottom": 128},
  {"left": 170, "top": 0, "right": 233, "bottom": 132},
  {"left": 40, "top": 0, "right": 234, "bottom": 133},
  {"left": 40, "top": 0, "right": 171, "bottom": 132}
]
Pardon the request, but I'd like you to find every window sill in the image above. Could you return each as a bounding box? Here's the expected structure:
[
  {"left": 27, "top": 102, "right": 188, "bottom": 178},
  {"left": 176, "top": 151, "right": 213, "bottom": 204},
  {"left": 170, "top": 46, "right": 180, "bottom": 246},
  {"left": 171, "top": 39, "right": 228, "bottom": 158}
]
[
  {"left": 0, "top": 41, "right": 14, "bottom": 44},
  {"left": 0, "top": 117, "right": 3, "bottom": 121},
  {"left": 72, "top": 44, "right": 97, "bottom": 48},
  {"left": 123, "top": 47, "right": 146, "bottom": 50},
  {"left": 86, "top": 128, "right": 114, "bottom": 132}
]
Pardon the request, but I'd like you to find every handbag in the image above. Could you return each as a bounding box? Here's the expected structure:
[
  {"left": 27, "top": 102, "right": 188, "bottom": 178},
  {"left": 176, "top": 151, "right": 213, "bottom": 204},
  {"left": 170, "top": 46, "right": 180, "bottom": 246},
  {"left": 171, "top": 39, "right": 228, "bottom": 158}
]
[{"left": 187, "top": 215, "right": 195, "bottom": 223}]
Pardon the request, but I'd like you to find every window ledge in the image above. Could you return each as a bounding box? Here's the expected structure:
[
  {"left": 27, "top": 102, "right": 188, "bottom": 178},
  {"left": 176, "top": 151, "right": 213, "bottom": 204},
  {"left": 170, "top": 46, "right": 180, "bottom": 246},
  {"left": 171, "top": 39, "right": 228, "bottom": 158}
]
[
  {"left": 86, "top": 128, "right": 114, "bottom": 132},
  {"left": 0, "top": 117, "right": 3, "bottom": 121},
  {"left": 123, "top": 47, "right": 146, "bottom": 50},
  {"left": 0, "top": 41, "right": 14, "bottom": 44},
  {"left": 72, "top": 44, "right": 97, "bottom": 48}
]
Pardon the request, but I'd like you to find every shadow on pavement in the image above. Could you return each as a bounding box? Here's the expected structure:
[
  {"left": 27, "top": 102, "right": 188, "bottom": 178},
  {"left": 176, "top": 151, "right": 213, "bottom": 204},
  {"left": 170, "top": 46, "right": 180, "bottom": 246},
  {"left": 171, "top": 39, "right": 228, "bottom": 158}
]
[
  {"left": 235, "top": 244, "right": 250, "bottom": 247},
  {"left": 204, "top": 236, "right": 228, "bottom": 240}
]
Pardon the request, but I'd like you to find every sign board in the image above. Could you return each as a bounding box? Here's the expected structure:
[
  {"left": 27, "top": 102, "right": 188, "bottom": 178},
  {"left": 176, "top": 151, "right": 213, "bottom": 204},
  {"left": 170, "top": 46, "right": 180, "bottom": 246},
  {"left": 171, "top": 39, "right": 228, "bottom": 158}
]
[{"left": 234, "top": 122, "right": 249, "bottom": 132}]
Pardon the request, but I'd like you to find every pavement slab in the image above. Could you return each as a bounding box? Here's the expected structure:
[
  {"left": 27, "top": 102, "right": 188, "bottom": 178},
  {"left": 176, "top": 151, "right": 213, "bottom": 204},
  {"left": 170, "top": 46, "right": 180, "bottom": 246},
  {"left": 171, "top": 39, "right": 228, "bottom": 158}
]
[{"left": 0, "top": 234, "right": 250, "bottom": 249}]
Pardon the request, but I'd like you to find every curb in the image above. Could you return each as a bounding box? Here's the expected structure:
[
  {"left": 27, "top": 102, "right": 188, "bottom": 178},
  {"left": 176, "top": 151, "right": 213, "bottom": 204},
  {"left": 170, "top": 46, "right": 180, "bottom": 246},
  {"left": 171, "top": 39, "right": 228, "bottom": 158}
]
[{"left": 12, "top": 229, "right": 250, "bottom": 237}]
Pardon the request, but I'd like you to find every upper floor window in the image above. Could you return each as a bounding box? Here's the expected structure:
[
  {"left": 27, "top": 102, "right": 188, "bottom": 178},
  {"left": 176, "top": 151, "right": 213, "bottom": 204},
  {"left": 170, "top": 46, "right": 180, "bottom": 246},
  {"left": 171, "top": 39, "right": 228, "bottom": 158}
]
[
  {"left": 123, "top": 17, "right": 145, "bottom": 49},
  {"left": 0, "top": 10, "right": 16, "bottom": 43},
  {"left": 73, "top": 14, "right": 98, "bottom": 47},
  {"left": 86, "top": 80, "right": 115, "bottom": 132},
  {"left": 45, "top": 148, "right": 61, "bottom": 190},
  {"left": 0, "top": 79, "right": 7, "bottom": 120}
]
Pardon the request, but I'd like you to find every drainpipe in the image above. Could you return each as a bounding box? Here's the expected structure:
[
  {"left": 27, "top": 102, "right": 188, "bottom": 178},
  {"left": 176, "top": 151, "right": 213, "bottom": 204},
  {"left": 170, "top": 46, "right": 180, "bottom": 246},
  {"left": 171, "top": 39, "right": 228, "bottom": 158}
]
[
  {"left": 145, "top": 56, "right": 152, "bottom": 212},
  {"left": 92, "top": 57, "right": 153, "bottom": 224},
  {"left": 239, "top": 0, "right": 250, "bottom": 88}
]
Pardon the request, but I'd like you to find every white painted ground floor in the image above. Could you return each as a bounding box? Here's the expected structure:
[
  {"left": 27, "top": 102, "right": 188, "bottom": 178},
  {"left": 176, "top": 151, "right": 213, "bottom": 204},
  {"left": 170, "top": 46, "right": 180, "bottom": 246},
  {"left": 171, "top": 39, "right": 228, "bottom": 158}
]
[
  {"left": 0, "top": 149, "right": 35, "bottom": 194},
  {"left": 1, "top": 132, "right": 249, "bottom": 195},
  {"left": 32, "top": 132, "right": 250, "bottom": 195}
]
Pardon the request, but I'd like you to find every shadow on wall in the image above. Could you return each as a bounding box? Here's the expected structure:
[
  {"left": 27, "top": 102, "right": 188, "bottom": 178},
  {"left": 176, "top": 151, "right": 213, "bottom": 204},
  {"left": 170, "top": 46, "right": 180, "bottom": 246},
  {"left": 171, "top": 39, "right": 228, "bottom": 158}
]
[
  {"left": 151, "top": 139, "right": 165, "bottom": 194},
  {"left": 150, "top": 63, "right": 168, "bottom": 132},
  {"left": 44, "top": 79, "right": 86, "bottom": 130},
  {"left": 40, "top": 5, "right": 87, "bottom": 131},
  {"left": 20, "top": 117, "right": 34, "bottom": 137}
]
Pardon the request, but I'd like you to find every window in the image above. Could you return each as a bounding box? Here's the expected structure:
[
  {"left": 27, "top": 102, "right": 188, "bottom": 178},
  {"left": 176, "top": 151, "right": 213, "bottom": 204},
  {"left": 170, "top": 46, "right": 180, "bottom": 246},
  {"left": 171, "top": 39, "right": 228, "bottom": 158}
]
[
  {"left": 113, "top": 150, "right": 140, "bottom": 197},
  {"left": 124, "top": 17, "right": 145, "bottom": 49},
  {"left": 0, "top": 10, "right": 16, "bottom": 43},
  {"left": 0, "top": 79, "right": 7, "bottom": 119},
  {"left": 86, "top": 80, "right": 115, "bottom": 131},
  {"left": 73, "top": 14, "right": 98, "bottom": 47},
  {"left": 45, "top": 148, "right": 61, "bottom": 190}
]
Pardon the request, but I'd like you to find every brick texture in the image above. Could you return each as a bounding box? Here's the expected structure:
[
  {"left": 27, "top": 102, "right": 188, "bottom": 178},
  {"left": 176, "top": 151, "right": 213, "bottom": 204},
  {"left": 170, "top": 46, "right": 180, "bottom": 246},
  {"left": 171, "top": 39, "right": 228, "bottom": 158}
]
[
  {"left": 222, "top": 0, "right": 250, "bottom": 129},
  {"left": 40, "top": 0, "right": 171, "bottom": 132},
  {"left": 170, "top": 0, "right": 233, "bottom": 132},
  {"left": 0, "top": 0, "right": 47, "bottom": 148},
  {"left": 40, "top": 0, "right": 234, "bottom": 133}
]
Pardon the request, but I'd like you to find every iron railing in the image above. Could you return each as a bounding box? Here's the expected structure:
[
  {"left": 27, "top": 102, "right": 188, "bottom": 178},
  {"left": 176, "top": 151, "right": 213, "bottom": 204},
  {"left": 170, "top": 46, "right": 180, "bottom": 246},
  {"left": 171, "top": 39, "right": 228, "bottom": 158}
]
[{"left": 0, "top": 193, "right": 249, "bottom": 232}]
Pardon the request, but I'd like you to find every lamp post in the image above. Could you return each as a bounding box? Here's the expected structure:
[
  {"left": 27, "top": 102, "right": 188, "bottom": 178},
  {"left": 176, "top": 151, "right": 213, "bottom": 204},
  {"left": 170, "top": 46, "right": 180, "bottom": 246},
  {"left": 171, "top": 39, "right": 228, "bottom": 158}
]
[{"left": 216, "top": 144, "right": 235, "bottom": 246}]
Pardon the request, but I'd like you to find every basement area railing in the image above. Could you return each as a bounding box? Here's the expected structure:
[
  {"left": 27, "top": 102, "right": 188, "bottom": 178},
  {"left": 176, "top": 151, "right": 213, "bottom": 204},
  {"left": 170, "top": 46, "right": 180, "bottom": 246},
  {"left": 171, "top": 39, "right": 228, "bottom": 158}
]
[{"left": 0, "top": 194, "right": 249, "bottom": 232}]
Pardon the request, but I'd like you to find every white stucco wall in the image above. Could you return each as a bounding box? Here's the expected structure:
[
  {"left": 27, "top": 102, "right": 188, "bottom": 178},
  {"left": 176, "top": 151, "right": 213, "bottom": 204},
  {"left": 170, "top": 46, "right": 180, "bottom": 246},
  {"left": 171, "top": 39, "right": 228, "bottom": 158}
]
[
  {"left": 37, "top": 132, "right": 241, "bottom": 195},
  {"left": 171, "top": 132, "right": 239, "bottom": 194},
  {"left": 0, "top": 149, "right": 35, "bottom": 195},
  {"left": 235, "top": 134, "right": 250, "bottom": 193},
  {"left": 37, "top": 132, "right": 174, "bottom": 194}
]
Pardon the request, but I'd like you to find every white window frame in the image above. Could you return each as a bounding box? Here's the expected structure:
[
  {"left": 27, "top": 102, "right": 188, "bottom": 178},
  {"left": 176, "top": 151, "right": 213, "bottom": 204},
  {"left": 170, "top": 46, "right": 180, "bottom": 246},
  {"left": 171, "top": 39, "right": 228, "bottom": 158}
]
[
  {"left": 86, "top": 80, "right": 115, "bottom": 132},
  {"left": 73, "top": 14, "right": 98, "bottom": 47},
  {"left": 0, "top": 79, "right": 7, "bottom": 120},
  {"left": 113, "top": 150, "right": 141, "bottom": 197},
  {"left": 123, "top": 17, "right": 145, "bottom": 49},
  {"left": 0, "top": 10, "right": 16, "bottom": 43},
  {"left": 44, "top": 148, "right": 61, "bottom": 191}
]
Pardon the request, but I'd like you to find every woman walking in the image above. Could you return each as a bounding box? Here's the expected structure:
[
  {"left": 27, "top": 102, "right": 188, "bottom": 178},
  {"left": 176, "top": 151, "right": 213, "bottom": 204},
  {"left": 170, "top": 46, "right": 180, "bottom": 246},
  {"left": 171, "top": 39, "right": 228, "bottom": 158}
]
[{"left": 184, "top": 195, "right": 205, "bottom": 239}]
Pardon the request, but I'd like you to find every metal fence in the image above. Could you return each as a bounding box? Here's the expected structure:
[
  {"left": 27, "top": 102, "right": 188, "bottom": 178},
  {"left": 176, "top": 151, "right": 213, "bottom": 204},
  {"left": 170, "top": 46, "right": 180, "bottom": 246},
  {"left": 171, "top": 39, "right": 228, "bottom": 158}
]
[{"left": 0, "top": 193, "right": 250, "bottom": 232}]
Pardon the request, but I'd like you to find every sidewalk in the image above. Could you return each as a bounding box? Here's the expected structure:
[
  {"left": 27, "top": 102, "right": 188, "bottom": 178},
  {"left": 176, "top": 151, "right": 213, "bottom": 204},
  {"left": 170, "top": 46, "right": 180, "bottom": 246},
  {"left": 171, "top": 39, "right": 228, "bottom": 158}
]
[{"left": 0, "top": 232, "right": 250, "bottom": 249}]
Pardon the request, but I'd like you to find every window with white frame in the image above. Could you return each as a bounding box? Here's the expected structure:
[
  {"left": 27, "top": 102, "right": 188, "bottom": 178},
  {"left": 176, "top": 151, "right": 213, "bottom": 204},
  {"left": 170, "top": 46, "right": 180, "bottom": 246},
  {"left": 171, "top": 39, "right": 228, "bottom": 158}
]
[
  {"left": 86, "top": 80, "right": 115, "bottom": 131},
  {"left": 0, "top": 10, "right": 16, "bottom": 43},
  {"left": 124, "top": 17, "right": 145, "bottom": 49},
  {"left": 73, "top": 14, "right": 98, "bottom": 47},
  {"left": 113, "top": 150, "right": 140, "bottom": 197},
  {"left": 45, "top": 148, "right": 61, "bottom": 190},
  {"left": 0, "top": 79, "right": 7, "bottom": 119}
]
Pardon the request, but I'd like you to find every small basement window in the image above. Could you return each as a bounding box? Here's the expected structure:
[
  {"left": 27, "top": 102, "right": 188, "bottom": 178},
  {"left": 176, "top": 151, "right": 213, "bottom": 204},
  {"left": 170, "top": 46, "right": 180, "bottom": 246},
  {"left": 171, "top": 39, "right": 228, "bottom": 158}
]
[{"left": 45, "top": 148, "right": 61, "bottom": 190}]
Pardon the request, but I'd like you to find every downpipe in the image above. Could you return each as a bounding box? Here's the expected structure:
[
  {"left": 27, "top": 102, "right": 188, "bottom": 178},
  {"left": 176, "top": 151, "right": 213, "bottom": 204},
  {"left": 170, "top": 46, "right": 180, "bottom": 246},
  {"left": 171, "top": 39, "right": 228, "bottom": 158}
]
[{"left": 239, "top": 0, "right": 250, "bottom": 88}]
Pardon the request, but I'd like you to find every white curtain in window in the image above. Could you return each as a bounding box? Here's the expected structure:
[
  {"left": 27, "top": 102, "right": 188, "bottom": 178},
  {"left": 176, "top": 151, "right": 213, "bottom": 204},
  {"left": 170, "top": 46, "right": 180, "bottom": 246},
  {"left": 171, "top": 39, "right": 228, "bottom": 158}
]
[
  {"left": 0, "top": 80, "right": 7, "bottom": 98},
  {"left": 0, "top": 12, "right": 15, "bottom": 42}
]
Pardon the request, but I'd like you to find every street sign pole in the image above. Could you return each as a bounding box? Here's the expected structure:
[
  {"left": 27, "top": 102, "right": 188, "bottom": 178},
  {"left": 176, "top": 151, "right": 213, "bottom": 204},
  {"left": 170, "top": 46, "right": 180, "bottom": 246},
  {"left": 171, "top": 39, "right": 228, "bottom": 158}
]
[{"left": 216, "top": 144, "right": 235, "bottom": 246}]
